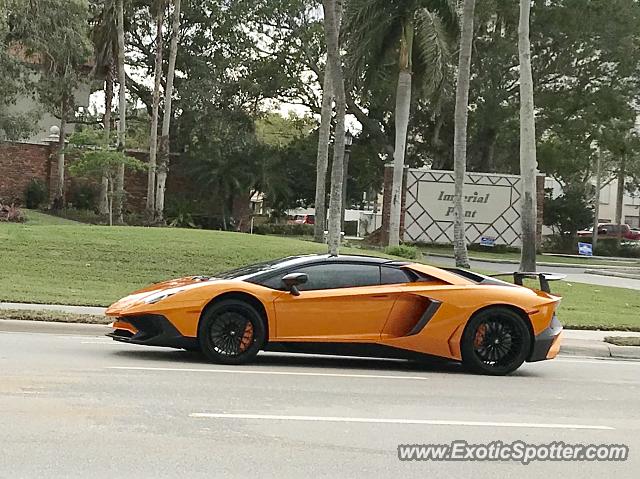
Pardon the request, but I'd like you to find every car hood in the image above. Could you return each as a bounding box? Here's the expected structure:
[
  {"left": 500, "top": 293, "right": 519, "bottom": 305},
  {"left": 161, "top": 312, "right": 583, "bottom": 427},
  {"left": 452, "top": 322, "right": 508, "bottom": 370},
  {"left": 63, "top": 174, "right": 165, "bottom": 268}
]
[{"left": 106, "top": 276, "right": 224, "bottom": 315}]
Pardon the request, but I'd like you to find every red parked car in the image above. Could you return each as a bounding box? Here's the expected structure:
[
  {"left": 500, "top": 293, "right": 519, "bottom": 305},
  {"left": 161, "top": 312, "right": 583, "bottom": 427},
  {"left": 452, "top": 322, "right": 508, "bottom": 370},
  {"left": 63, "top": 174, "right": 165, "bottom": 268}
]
[
  {"left": 289, "top": 214, "right": 315, "bottom": 225},
  {"left": 577, "top": 223, "right": 640, "bottom": 241}
]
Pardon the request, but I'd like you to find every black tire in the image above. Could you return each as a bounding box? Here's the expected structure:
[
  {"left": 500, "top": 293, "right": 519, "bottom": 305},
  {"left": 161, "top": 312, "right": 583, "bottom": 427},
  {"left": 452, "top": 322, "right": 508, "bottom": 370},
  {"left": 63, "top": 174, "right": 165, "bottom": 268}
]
[
  {"left": 461, "top": 307, "right": 531, "bottom": 376},
  {"left": 198, "top": 299, "right": 266, "bottom": 365}
]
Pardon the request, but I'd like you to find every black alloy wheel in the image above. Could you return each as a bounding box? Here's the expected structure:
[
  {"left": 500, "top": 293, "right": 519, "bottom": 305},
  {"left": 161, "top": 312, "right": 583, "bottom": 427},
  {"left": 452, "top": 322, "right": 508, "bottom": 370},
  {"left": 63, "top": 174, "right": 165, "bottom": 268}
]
[
  {"left": 461, "top": 307, "right": 531, "bottom": 376},
  {"left": 199, "top": 299, "right": 266, "bottom": 365}
]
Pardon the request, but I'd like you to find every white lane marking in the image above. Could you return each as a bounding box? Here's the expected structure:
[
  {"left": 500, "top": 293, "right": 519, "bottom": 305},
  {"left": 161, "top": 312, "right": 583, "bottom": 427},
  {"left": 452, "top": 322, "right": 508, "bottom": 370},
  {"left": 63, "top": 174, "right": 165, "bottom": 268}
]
[
  {"left": 106, "top": 366, "right": 428, "bottom": 381},
  {"left": 189, "top": 413, "right": 614, "bottom": 431}
]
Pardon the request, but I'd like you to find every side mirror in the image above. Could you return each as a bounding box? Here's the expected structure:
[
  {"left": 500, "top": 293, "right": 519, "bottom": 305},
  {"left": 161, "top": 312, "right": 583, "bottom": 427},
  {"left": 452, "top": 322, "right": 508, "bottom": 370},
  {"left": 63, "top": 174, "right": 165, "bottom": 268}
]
[{"left": 282, "top": 273, "right": 308, "bottom": 296}]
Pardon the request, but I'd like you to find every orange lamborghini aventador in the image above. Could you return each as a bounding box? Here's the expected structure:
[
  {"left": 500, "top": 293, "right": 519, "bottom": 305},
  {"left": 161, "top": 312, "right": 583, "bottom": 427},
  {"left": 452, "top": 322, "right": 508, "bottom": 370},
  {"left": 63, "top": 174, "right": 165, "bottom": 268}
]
[{"left": 106, "top": 254, "right": 563, "bottom": 375}]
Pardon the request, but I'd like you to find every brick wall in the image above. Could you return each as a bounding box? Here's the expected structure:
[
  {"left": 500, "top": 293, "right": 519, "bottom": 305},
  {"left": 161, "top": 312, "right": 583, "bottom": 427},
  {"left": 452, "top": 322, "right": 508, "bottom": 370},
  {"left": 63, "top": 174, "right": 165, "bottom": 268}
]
[
  {"left": 0, "top": 141, "right": 190, "bottom": 213},
  {"left": 0, "top": 142, "right": 53, "bottom": 204}
]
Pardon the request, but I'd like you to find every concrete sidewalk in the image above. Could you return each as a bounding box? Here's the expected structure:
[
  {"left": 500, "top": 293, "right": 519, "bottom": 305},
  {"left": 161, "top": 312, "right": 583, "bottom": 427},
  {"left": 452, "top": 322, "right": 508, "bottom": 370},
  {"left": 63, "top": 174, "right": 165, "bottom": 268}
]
[{"left": 424, "top": 251, "right": 640, "bottom": 271}]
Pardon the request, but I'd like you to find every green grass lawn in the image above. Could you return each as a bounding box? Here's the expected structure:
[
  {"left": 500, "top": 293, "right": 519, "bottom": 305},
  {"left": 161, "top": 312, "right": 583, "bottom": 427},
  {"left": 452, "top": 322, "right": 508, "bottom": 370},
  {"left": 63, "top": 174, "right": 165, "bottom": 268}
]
[
  {"left": 542, "top": 281, "right": 640, "bottom": 330},
  {"left": 1, "top": 220, "right": 638, "bottom": 330},
  {"left": 23, "top": 209, "right": 84, "bottom": 226}
]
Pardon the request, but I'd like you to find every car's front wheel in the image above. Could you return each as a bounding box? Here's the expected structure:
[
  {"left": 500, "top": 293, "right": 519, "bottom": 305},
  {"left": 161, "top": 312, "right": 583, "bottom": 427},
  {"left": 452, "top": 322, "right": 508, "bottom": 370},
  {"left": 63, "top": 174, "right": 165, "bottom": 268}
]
[
  {"left": 461, "top": 307, "right": 531, "bottom": 376},
  {"left": 198, "top": 299, "right": 266, "bottom": 365}
]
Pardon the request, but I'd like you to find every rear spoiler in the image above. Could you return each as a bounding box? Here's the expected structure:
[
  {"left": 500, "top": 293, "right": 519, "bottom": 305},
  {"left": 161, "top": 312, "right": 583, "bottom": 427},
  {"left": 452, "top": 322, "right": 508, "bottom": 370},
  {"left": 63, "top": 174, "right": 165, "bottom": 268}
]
[{"left": 491, "top": 272, "right": 566, "bottom": 293}]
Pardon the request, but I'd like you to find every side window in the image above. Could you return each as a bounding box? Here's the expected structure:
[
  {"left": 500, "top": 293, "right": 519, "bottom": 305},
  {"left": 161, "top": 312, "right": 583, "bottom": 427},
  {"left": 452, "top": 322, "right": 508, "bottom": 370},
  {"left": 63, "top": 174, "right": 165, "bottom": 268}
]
[
  {"left": 257, "top": 263, "right": 382, "bottom": 291},
  {"left": 259, "top": 274, "right": 287, "bottom": 290},
  {"left": 380, "top": 266, "right": 413, "bottom": 285}
]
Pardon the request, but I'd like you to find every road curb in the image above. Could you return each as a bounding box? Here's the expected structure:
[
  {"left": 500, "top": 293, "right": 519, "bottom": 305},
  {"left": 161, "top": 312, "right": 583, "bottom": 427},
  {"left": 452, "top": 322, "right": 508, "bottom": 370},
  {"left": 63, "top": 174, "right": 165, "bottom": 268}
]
[
  {"left": 0, "top": 319, "right": 111, "bottom": 336},
  {"left": 0, "top": 302, "right": 107, "bottom": 316},
  {"left": 584, "top": 269, "right": 640, "bottom": 280},
  {"left": 560, "top": 339, "right": 640, "bottom": 360}
]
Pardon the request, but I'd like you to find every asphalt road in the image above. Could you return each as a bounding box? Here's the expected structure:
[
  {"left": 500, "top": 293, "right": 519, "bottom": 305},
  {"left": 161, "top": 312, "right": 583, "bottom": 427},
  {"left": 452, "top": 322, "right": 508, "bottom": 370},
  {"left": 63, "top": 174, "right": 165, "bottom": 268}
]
[
  {"left": 425, "top": 255, "right": 640, "bottom": 290},
  {"left": 1, "top": 326, "right": 639, "bottom": 479}
]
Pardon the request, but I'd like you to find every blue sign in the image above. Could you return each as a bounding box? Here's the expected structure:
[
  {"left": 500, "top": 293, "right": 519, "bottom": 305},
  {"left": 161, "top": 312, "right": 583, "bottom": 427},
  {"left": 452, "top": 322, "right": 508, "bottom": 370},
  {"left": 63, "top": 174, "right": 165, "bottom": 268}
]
[
  {"left": 480, "top": 236, "right": 496, "bottom": 247},
  {"left": 578, "top": 242, "right": 593, "bottom": 256}
]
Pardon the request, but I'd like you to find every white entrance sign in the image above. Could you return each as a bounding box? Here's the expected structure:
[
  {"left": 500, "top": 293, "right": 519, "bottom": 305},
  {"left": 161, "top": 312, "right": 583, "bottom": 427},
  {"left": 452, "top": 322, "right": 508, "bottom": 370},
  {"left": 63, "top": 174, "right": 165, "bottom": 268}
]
[{"left": 404, "top": 169, "right": 523, "bottom": 246}]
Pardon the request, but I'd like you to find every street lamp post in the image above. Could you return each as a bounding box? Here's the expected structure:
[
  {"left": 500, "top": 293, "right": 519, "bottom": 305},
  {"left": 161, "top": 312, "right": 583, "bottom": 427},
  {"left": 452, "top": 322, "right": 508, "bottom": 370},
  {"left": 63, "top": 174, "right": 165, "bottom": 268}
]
[{"left": 341, "top": 131, "right": 354, "bottom": 233}]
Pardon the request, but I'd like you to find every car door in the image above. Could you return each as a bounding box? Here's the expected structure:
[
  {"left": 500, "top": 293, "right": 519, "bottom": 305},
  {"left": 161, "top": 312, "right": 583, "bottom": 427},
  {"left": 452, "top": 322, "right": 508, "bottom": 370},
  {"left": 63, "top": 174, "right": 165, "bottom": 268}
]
[{"left": 272, "top": 263, "right": 401, "bottom": 341}]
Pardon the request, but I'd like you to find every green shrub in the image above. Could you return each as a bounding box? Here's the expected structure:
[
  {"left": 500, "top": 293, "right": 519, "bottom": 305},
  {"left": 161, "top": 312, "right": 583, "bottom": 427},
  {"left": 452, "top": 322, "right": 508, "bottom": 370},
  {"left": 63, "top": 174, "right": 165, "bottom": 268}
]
[
  {"left": 24, "top": 179, "right": 48, "bottom": 209},
  {"left": 253, "top": 223, "right": 314, "bottom": 236},
  {"left": 68, "top": 182, "right": 99, "bottom": 211},
  {"left": 385, "top": 245, "right": 421, "bottom": 260}
]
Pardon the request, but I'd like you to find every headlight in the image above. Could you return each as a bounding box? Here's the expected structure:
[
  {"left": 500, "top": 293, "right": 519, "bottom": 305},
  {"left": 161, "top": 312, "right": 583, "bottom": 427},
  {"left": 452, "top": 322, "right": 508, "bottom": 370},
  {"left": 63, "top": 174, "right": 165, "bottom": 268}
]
[{"left": 143, "top": 290, "right": 182, "bottom": 304}]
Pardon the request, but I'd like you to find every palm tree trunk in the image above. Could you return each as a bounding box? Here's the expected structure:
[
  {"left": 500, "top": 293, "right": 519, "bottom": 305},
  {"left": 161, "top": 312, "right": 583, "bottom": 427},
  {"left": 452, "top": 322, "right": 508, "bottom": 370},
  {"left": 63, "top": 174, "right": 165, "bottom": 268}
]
[
  {"left": 518, "top": 0, "right": 537, "bottom": 272},
  {"left": 99, "top": 66, "right": 113, "bottom": 216},
  {"left": 55, "top": 104, "right": 67, "bottom": 208},
  {"left": 147, "top": 1, "right": 165, "bottom": 216},
  {"left": 314, "top": 62, "right": 332, "bottom": 243},
  {"left": 615, "top": 155, "right": 626, "bottom": 247},
  {"left": 388, "top": 22, "right": 414, "bottom": 247},
  {"left": 592, "top": 147, "right": 602, "bottom": 253},
  {"left": 453, "top": 0, "right": 475, "bottom": 269},
  {"left": 323, "top": 0, "right": 346, "bottom": 256},
  {"left": 115, "top": 0, "right": 127, "bottom": 225},
  {"left": 155, "top": 0, "right": 181, "bottom": 223}
]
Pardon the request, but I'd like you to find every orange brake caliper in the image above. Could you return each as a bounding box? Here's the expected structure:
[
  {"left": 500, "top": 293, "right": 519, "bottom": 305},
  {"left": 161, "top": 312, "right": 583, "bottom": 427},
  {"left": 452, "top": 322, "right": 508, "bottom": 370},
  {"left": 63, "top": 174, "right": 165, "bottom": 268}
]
[{"left": 239, "top": 322, "right": 254, "bottom": 353}]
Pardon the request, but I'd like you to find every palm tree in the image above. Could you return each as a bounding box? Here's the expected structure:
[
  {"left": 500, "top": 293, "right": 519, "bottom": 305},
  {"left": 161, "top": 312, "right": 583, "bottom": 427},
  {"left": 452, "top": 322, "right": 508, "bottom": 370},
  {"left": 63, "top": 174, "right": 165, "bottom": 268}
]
[
  {"left": 453, "top": 0, "right": 475, "bottom": 269},
  {"left": 323, "top": 0, "right": 346, "bottom": 256},
  {"left": 313, "top": 62, "right": 332, "bottom": 243},
  {"left": 155, "top": 0, "right": 182, "bottom": 223},
  {"left": 89, "top": 0, "right": 118, "bottom": 216},
  {"left": 343, "top": 0, "right": 456, "bottom": 247},
  {"left": 147, "top": 0, "right": 165, "bottom": 216},
  {"left": 518, "top": 0, "right": 537, "bottom": 271},
  {"left": 314, "top": 5, "right": 344, "bottom": 244},
  {"left": 115, "top": 0, "right": 127, "bottom": 224}
]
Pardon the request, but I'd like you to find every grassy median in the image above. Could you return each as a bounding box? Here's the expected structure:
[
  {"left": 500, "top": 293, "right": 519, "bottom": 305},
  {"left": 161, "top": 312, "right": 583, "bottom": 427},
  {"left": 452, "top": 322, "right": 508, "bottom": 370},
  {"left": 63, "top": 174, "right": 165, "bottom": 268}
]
[{"left": 1, "top": 211, "right": 638, "bottom": 330}]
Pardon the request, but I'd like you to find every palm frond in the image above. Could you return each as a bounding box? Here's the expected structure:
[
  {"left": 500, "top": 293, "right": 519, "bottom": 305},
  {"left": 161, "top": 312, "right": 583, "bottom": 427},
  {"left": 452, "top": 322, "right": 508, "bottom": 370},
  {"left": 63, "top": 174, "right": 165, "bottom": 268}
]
[
  {"left": 414, "top": 7, "right": 453, "bottom": 97},
  {"left": 342, "top": 0, "right": 402, "bottom": 90}
]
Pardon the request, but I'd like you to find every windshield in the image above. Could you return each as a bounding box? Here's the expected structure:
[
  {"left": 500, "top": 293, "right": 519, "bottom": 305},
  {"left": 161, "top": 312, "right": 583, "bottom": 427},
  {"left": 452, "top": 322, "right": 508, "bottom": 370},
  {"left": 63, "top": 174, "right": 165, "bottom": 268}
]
[{"left": 214, "top": 256, "right": 302, "bottom": 280}]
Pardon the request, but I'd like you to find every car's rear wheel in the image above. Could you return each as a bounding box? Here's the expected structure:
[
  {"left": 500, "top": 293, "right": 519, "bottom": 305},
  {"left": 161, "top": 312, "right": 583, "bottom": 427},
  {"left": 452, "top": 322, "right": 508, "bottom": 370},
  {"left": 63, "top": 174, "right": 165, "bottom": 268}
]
[
  {"left": 461, "top": 307, "right": 531, "bottom": 376},
  {"left": 198, "top": 300, "right": 266, "bottom": 365}
]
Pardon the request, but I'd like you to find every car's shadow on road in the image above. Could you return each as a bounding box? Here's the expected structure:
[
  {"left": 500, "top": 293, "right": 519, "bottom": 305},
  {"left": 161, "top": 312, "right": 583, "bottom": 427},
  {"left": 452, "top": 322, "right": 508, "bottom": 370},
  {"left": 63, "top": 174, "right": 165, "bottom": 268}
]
[{"left": 110, "top": 348, "right": 541, "bottom": 378}]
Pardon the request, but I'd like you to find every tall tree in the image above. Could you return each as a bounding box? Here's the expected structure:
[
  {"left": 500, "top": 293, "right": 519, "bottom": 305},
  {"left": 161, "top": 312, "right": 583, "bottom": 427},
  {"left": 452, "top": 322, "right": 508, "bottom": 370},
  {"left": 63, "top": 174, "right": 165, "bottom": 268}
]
[
  {"left": 155, "top": 0, "right": 182, "bottom": 223},
  {"left": 452, "top": 0, "right": 474, "bottom": 269},
  {"left": 147, "top": 0, "right": 165, "bottom": 215},
  {"left": 518, "top": 0, "right": 537, "bottom": 271},
  {"left": 313, "top": 61, "right": 332, "bottom": 243},
  {"left": 323, "top": 0, "right": 346, "bottom": 256},
  {"left": 115, "top": 0, "right": 127, "bottom": 223},
  {"left": 0, "top": 0, "right": 36, "bottom": 140},
  {"left": 13, "top": 0, "right": 92, "bottom": 206},
  {"left": 89, "top": 0, "right": 118, "bottom": 215},
  {"left": 343, "top": 0, "right": 455, "bottom": 247}
]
